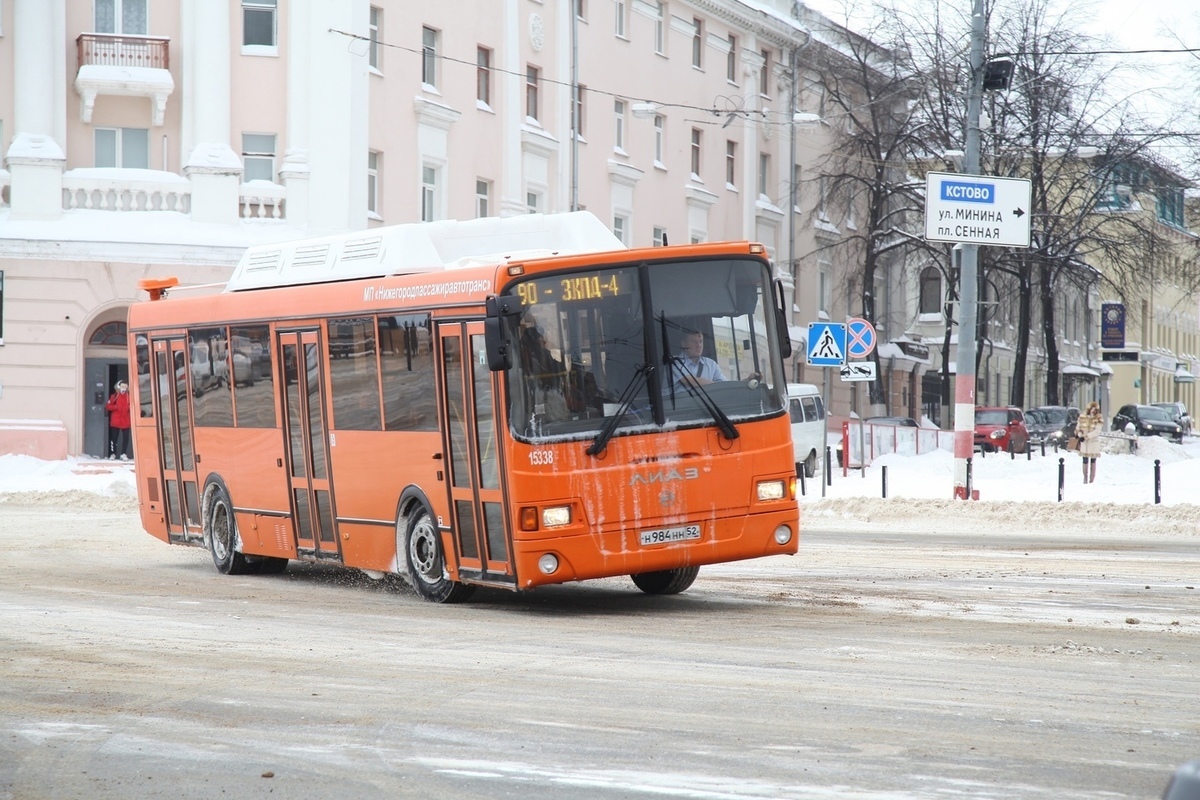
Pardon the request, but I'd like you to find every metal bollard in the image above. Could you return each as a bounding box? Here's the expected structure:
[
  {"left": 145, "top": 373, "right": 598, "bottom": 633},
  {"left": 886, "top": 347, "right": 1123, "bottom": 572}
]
[
  {"left": 825, "top": 446, "right": 832, "bottom": 487},
  {"left": 881, "top": 465, "right": 888, "bottom": 499},
  {"left": 798, "top": 467, "right": 806, "bottom": 497},
  {"left": 1026, "top": 441, "right": 1032, "bottom": 461},
  {"left": 965, "top": 457, "right": 973, "bottom": 498},
  {"left": 1057, "top": 457, "right": 1065, "bottom": 502},
  {"left": 1154, "top": 459, "right": 1162, "bottom": 504},
  {"left": 1041, "top": 439, "right": 1046, "bottom": 457}
]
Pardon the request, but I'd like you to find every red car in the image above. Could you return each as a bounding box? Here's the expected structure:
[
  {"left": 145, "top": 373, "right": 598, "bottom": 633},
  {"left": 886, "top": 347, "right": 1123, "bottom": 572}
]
[{"left": 974, "top": 406, "right": 1029, "bottom": 453}]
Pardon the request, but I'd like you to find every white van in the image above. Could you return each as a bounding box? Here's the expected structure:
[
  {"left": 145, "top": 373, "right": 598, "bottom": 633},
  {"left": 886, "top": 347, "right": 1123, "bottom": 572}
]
[{"left": 787, "top": 383, "right": 826, "bottom": 477}]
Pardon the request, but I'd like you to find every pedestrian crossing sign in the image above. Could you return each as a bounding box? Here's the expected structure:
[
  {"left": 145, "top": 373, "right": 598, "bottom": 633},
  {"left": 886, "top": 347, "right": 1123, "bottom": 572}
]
[{"left": 807, "top": 322, "right": 847, "bottom": 367}]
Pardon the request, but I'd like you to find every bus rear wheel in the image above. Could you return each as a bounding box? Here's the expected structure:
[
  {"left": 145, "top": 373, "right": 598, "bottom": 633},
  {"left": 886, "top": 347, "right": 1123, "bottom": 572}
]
[
  {"left": 630, "top": 566, "right": 700, "bottom": 595},
  {"left": 207, "top": 488, "right": 248, "bottom": 575},
  {"left": 405, "top": 509, "right": 475, "bottom": 603}
]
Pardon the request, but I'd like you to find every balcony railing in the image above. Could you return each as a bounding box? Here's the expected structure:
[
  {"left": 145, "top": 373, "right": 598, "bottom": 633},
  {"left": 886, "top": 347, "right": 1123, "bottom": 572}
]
[{"left": 77, "top": 32, "right": 170, "bottom": 71}]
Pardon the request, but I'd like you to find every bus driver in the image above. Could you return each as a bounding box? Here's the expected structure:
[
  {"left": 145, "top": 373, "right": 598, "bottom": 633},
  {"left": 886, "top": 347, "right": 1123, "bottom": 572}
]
[{"left": 672, "top": 328, "right": 726, "bottom": 390}]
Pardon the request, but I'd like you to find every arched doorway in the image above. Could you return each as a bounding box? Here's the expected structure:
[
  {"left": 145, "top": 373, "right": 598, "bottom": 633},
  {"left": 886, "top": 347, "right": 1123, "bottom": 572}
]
[{"left": 83, "top": 318, "right": 130, "bottom": 458}]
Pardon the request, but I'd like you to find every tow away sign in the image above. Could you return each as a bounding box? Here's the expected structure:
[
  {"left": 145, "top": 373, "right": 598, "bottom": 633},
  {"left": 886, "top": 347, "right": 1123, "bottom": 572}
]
[
  {"left": 840, "top": 361, "right": 877, "bottom": 382},
  {"left": 924, "top": 171, "right": 1032, "bottom": 248}
]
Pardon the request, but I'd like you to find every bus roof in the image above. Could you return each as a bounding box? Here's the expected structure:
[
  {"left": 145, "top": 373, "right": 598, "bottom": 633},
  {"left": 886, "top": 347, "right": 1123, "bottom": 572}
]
[{"left": 224, "top": 211, "right": 625, "bottom": 293}]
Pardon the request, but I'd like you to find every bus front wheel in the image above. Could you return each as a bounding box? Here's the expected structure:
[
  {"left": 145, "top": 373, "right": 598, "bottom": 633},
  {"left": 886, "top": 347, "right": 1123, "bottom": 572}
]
[
  {"left": 207, "top": 487, "right": 249, "bottom": 575},
  {"left": 630, "top": 566, "right": 700, "bottom": 595},
  {"left": 405, "top": 509, "right": 475, "bottom": 603}
]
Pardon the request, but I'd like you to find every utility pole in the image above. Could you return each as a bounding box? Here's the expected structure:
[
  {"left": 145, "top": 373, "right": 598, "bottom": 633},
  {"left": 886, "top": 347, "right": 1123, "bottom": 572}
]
[{"left": 953, "top": 0, "right": 985, "bottom": 499}]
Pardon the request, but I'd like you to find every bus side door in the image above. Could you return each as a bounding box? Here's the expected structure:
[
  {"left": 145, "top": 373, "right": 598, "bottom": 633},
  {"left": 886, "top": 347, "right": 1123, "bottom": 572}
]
[
  {"left": 436, "top": 321, "right": 514, "bottom": 586},
  {"left": 278, "top": 329, "right": 340, "bottom": 560},
  {"left": 152, "top": 337, "right": 202, "bottom": 544}
]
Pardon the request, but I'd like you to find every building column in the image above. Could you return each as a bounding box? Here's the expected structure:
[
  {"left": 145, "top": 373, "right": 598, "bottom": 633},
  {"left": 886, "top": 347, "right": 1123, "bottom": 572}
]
[
  {"left": 278, "top": 0, "right": 312, "bottom": 228},
  {"left": 6, "top": 0, "right": 67, "bottom": 220},
  {"left": 499, "top": 0, "right": 526, "bottom": 216},
  {"left": 302, "top": 0, "right": 368, "bottom": 233},
  {"left": 181, "top": 0, "right": 241, "bottom": 224}
]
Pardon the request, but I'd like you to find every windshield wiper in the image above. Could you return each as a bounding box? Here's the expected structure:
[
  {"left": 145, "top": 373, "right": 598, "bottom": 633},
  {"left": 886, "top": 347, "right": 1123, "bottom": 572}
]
[
  {"left": 656, "top": 314, "right": 739, "bottom": 441},
  {"left": 665, "top": 355, "right": 740, "bottom": 441},
  {"left": 586, "top": 363, "right": 651, "bottom": 457}
]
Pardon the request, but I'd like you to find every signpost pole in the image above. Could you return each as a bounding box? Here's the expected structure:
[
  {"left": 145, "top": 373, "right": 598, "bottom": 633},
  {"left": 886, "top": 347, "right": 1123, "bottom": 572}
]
[
  {"left": 953, "top": 0, "right": 985, "bottom": 500},
  {"left": 821, "top": 368, "right": 829, "bottom": 498}
]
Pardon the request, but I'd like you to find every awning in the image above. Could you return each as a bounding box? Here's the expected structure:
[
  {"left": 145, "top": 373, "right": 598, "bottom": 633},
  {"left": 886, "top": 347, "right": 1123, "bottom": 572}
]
[
  {"left": 1062, "top": 364, "right": 1100, "bottom": 378},
  {"left": 1175, "top": 364, "right": 1196, "bottom": 384}
]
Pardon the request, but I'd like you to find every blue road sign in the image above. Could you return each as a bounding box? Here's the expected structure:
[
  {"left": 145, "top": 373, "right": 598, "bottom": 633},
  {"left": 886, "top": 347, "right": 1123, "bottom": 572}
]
[
  {"left": 846, "top": 317, "right": 877, "bottom": 359},
  {"left": 807, "top": 322, "right": 846, "bottom": 367}
]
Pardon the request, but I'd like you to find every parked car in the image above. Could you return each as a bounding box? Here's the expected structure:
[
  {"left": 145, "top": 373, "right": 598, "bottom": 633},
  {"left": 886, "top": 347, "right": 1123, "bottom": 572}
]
[
  {"left": 1024, "top": 405, "right": 1080, "bottom": 447},
  {"left": 786, "top": 383, "right": 825, "bottom": 478},
  {"left": 1112, "top": 404, "right": 1184, "bottom": 444},
  {"left": 974, "top": 406, "right": 1029, "bottom": 452},
  {"left": 1151, "top": 402, "right": 1191, "bottom": 436}
]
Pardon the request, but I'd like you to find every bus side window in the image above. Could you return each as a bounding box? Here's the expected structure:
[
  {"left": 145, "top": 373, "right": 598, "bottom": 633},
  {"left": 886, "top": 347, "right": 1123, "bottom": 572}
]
[
  {"left": 328, "top": 316, "right": 381, "bottom": 431},
  {"left": 380, "top": 314, "right": 438, "bottom": 431}
]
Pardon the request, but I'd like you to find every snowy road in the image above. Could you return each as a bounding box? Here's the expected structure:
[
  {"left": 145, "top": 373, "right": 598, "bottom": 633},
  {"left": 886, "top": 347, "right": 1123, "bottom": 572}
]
[{"left": 0, "top": 497, "right": 1197, "bottom": 799}]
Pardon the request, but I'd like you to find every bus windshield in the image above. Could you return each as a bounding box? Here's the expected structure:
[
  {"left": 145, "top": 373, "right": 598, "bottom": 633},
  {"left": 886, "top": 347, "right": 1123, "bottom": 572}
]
[{"left": 506, "top": 256, "right": 785, "bottom": 441}]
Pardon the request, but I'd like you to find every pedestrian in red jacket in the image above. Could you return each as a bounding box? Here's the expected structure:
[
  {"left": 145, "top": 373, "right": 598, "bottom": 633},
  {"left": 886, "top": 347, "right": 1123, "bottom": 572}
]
[{"left": 105, "top": 381, "right": 132, "bottom": 460}]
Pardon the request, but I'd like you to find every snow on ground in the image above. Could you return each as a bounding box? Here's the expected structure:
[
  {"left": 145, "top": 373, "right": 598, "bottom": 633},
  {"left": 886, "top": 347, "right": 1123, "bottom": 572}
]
[{"left": 1, "top": 435, "right": 1198, "bottom": 532}]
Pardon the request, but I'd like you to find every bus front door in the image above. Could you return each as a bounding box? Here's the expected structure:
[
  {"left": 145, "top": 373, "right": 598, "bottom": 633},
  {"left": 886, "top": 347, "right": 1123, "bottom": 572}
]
[
  {"left": 153, "top": 338, "right": 202, "bottom": 544},
  {"left": 278, "top": 330, "right": 340, "bottom": 561},
  {"left": 436, "top": 322, "right": 515, "bottom": 587}
]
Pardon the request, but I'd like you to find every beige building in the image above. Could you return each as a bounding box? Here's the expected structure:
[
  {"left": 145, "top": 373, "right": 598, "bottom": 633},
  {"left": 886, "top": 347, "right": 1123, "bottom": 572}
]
[{"left": 0, "top": 0, "right": 909, "bottom": 458}]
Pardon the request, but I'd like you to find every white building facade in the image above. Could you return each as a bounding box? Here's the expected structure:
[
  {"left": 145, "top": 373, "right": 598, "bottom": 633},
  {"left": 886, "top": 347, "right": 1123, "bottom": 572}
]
[{"left": 0, "top": 0, "right": 890, "bottom": 457}]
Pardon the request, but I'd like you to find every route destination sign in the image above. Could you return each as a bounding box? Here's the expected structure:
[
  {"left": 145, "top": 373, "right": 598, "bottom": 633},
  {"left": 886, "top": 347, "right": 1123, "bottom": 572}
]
[{"left": 924, "top": 171, "right": 1032, "bottom": 248}]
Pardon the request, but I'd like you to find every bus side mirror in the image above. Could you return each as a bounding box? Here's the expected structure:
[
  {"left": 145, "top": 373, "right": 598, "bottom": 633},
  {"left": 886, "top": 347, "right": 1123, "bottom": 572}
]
[
  {"left": 773, "top": 280, "right": 793, "bottom": 359},
  {"left": 484, "top": 295, "right": 521, "bottom": 371}
]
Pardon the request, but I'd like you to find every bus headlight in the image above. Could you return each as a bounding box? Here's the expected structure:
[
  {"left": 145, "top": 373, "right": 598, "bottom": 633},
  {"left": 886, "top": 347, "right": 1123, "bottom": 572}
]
[
  {"left": 773, "top": 525, "right": 793, "bottom": 545},
  {"left": 538, "top": 553, "right": 559, "bottom": 574},
  {"left": 542, "top": 506, "right": 571, "bottom": 527},
  {"left": 757, "top": 480, "right": 786, "bottom": 501}
]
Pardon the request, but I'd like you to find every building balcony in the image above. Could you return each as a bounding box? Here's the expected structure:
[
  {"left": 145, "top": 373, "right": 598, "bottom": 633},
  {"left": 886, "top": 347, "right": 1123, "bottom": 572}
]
[
  {"left": 56, "top": 168, "right": 286, "bottom": 222},
  {"left": 74, "top": 33, "right": 174, "bottom": 126}
]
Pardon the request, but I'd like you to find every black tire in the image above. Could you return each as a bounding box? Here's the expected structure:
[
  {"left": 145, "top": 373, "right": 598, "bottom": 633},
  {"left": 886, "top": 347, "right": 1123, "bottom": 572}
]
[
  {"left": 207, "top": 487, "right": 249, "bottom": 575},
  {"left": 630, "top": 565, "right": 700, "bottom": 595},
  {"left": 405, "top": 509, "right": 475, "bottom": 603},
  {"left": 803, "top": 451, "right": 817, "bottom": 479}
]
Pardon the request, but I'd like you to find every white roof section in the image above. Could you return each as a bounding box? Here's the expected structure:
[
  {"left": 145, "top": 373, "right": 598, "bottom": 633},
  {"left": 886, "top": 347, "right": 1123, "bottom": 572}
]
[{"left": 224, "top": 211, "right": 626, "bottom": 292}]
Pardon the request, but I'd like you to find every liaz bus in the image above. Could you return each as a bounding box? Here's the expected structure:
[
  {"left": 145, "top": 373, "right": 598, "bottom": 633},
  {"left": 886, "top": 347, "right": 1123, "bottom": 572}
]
[{"left": 128, "top": 212, "right": 799, "bottom": 602}]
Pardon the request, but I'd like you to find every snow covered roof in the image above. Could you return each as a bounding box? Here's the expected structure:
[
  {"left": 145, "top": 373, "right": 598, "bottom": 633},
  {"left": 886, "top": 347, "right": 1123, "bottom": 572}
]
[{"left": 224, "top": 211, "right": 626, "bottom": 292}]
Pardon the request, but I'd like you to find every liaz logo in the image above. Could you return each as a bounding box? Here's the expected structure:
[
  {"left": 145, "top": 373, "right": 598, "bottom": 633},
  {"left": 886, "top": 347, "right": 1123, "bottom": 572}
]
[{"left": 630, "top": 467, "right": 699, "bottom": 486}]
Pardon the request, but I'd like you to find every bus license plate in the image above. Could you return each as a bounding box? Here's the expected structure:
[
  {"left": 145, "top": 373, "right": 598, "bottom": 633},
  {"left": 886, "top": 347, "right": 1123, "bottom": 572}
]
[{"left": 639, "top": 525, "right": 701, "bottom": 546}]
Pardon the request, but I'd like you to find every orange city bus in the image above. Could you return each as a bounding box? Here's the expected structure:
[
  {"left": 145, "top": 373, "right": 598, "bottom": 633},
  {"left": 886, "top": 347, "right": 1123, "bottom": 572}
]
[{"left": 127, "top": 212, "right": 799, "bottom": 602}]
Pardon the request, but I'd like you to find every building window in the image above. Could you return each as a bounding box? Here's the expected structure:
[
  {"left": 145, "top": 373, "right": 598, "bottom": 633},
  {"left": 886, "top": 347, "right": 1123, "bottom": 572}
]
[
  {"left": 242, "top": 133, "right": 276, "bottom": 182},
  {"left": 527, "top": 191, "right": 541, "bottom": 214},
  {"left": 95, "top": 127, "right": 149, "bottom": 169},
  {"left": 759, "top": 49, "right": 771, "bottom": 97},
  {"left": 477, "top": 47, "right": 492, "bottom": 106},
  {"left": 95, "top": 0, "right": 147, "bottom": 34},
  {"left": 1157, "top": 186, "right": 1185, "bottom": 228},
  {"left": 726, "top": 34, "right": 737, "bottom": 83},
  {"left": 653, "top": 115, "right": 665, "bottom": 165},
  {"left": 613, "top": 215, "right": 628, "bottom": 245},
  {"left": 614, "top": 100, "right": 626, "bottom": 152},
  {"left": 89, "top": 321, "right": 128, "bottom": 346},
  {"left": 615, "top": 0, "right": 627, "bottom": 37},
  {"left": 725, "top": 140, "right": 736, "bottom": 187},
  {"left": 919, "top": 267, "right": 941, "bottom": 315},
  {"left": 368, "top": 7, "right": 382, "bottom": 70},
  {"left": 422, "top": 26, "right": 439, "bottom": 88},
  {"left": 526, "top": 65, "right": 540, "bottom": 120},
  {"left": 653, "top": 1, "right": 666, "bottom": 54},
  {"left": 421, "top": 165, "right": 437, "bottom": 222},
  {"left": 367, "top": 151, "right": 380, "bottom": 214},
  {"left": 653, "top": 226, "right": 667, "bottom": 247},
  {"left": 757, "top": 153, "right": 769, "bottom": 197},
  {"left": 573, "top": 84, "right": 587, "bottom": 139},
  {"left": 819, "top": 268, "right": 830, "bottom": 313},
  {"left": 692, "top": 18, "right": 703, "bottom": 68},
  {"left": 242, "top": 0, "right": 276, "bottom": 48},
  {"left": 690, "top": 128, "right": 702, "bottom": 178},
  {"left": 476, "top": 179, "right": 491, "bottom": 218}
]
